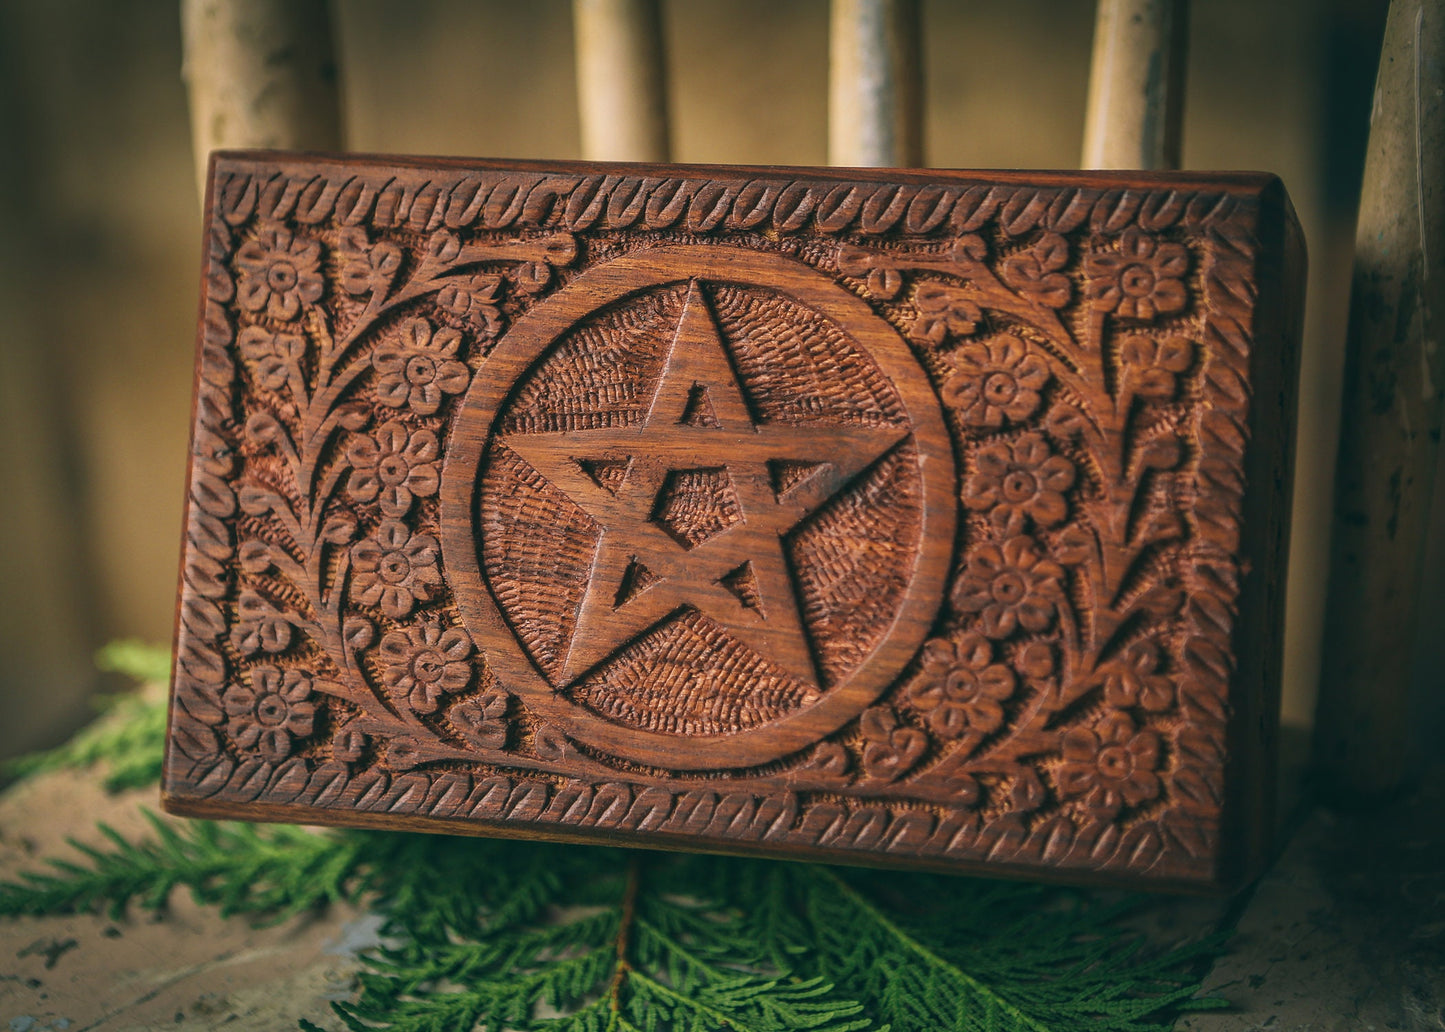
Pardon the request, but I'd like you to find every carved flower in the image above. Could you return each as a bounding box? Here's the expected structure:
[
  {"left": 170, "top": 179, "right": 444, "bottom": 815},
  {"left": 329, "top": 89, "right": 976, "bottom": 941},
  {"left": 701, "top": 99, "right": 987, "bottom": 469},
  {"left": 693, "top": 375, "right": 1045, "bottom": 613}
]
[
  {"left": 380, "top": 619, "right": 473, "bottom": 714},
  {"left": 858, "top": 706, "right": 927, "bottom": 782},
  {"left": 350, "top": 519, "right": 442, "bottom": 619},
  {"left": 238, "top": 326, "right": 306, "bottom": 391},
  {"left": 800, "top": 741, "right": 851, "bottom": 783},
  {"left": 1121, "top": 335, "right": 1194, "bottom": 400},
  {"left": 235, "top": 224, "right": 323, "bottom": 321},
  {"left": 1000, "top": 231, "right": 1071, "bottom": 308},
  {"left": 230, "top": 589, "right": 292, "bottom": 655},
  {"left": 943, "top": 335, "right": 1051, "bottom": 428},
  {"left": 373, "top": 319, "right": 470, "bottom": 416},
  {"left": 838, "top": 246, "right": 903, "bottom": 299},
  {"left": 1057, "top": 712, "right": 1162, "bottom": 815},
  {"left": 963, "top": 432, "right": 1076, "bottom": 535},
  {"left": 449, "top": 691, "right": 510, "bottom": 749},
  {"left": 513, "top": 261, "right": 552, "bottom": 295},
  {"left": 1103, "top": 639, "right": 1175, "bottom": 712},
  {"left": 223, "top": 666, "right": 316, "bottom": 762},
  {"left": 952, "top": 536, "right": 1064, "bottom": 639},
  {"left": 338, "top": 229, "right": 402, "bottom": 297},
  {"left": 1085, "top": 227, "right": 1188, "bottom": 321},
  {"left": 910, "top": 282, "right": 982, "bottom": 345},
  {"left": 908, "top": 633, "right": 1015, "bottom": 738},
  {"left": 346, "top": 421, "right": 440, "bottom": 517},
  {"left": 436, "top": 274, "right": 504, "bottom": 336}
]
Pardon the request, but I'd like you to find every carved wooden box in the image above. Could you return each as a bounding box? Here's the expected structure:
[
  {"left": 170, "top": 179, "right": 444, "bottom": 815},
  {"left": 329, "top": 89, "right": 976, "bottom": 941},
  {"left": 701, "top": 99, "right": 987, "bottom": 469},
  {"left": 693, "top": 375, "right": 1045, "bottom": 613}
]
[{"left": 163, "top": 153, "right": 1304, "bottom": 890}]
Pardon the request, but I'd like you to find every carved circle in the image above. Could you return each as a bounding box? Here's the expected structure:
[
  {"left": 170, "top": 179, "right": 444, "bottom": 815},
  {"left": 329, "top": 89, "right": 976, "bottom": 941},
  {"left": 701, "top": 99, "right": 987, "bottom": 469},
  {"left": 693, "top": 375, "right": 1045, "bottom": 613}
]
[{"left": 441, "top": 245, "right": 955, "bottom": 769}]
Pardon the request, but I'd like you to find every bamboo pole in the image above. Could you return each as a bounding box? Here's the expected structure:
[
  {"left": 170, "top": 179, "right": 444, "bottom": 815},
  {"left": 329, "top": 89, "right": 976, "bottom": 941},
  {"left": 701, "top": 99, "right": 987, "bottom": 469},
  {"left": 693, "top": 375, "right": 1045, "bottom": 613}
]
[
  {"left": 828, "top": 0, "right": 922, "bottom": 168},
  {"left": 180, "top": 0, "right": 343, "bottom": 198},
  {"left": 1314, "top": 0, "right": 1445, "bottom": 802},
  {"left": 573, "top": 0, "right": 671, "bottom": 162},
  {"left": 1080, "top": 0, "right": 1188, "bottom": 170}
]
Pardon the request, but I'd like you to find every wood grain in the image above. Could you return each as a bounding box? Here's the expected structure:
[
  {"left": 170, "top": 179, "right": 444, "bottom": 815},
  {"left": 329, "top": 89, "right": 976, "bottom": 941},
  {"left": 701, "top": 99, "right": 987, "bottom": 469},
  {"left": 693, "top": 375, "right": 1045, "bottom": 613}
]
[
  {"left": 1313, "top": 0, "right": 1444, "bottom": 803},
  {"left": 573, "top": 0, "right": 671, "bottom": 162},
  {"left": 162, "top": 153, "right": 1305, "bottom": 890},
  {"left": 828, "top": 0, "right": 922, "bottom": 167},
  {"left": 1080, "top": 0, "right": 1189, "bottom": 171},
  {"left": 180, "top": 0, "right": 342, "bottom": 198}
]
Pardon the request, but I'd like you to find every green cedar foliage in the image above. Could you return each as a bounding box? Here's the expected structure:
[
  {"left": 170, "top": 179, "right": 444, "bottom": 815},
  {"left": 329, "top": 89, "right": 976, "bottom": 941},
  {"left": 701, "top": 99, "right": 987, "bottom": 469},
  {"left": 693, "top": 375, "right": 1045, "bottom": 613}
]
[
  {"left": 0, "top": 813, "right": 366, "bottom": 924},
  {"left": 93, "top": 638, "right": 174, "bottom": 683},
  {"left": 0, "top": 644, "right": 1229, "bottom": 1032}
]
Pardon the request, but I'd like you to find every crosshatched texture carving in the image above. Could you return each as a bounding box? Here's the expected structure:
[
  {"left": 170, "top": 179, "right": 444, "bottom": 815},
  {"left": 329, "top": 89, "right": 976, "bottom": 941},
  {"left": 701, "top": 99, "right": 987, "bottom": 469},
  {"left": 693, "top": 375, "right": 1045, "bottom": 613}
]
[
  {"left": 652, "top": 467, "right": 745, "bottom": 549},
  {"left": 163, "top": 153, "right": 1304, "bottom": 890}
]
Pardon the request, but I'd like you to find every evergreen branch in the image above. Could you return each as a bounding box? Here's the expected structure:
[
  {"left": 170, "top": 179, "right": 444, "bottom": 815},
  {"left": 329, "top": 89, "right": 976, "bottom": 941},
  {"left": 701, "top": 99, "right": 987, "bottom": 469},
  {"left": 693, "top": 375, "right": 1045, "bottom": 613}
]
[
  {"left": 607, "top": 855, "right": 640, "bottom": 1017},
  {"left": 531, "top": 995, "right": 628, "bottom": 1032},
  {"left": 0, "top": 812, "right": 368, "bottom": 923},
  {"left": 0, "top": 807, "right": 1226, "bottom": 1032},
  {"left": 627, "top": 969, "right": 870, "bottom": 1032},
  {"left": 328, "top": 840, "right": 627, "bottom": 1032},
  {"left": 95, "top": 639, "right": 173, "bottom": 683},
  {"left": 326, "top": 840, "right": 875, "bottom": 1032},
  {"left": 814, "top": 866, "right": 1057, "bottom": 1031},
  {"left": 793, "top": 866, "right": 1223, "bottom": 1031}
]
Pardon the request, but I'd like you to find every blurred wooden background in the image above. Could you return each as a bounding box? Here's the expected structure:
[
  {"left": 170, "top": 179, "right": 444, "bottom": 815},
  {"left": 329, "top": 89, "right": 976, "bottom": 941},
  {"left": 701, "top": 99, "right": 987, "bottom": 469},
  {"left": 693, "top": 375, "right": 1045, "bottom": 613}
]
[{"left": 2, "top": 0, "right": 1436, "bottom": 766}]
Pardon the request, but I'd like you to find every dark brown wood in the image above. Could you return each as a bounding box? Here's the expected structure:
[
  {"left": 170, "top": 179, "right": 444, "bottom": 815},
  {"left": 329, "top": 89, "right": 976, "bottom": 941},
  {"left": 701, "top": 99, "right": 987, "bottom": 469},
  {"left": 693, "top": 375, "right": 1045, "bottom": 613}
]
[{"left": 163, "top": 153, "right": 1305, "bottom": 890}]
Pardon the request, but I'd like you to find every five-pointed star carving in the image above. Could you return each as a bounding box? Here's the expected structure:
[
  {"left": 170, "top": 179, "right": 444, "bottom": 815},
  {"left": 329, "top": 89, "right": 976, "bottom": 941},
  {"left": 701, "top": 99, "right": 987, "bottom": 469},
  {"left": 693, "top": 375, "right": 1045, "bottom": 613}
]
[{"left": 500, "top": 281, "right": 909, "bottom": 689}]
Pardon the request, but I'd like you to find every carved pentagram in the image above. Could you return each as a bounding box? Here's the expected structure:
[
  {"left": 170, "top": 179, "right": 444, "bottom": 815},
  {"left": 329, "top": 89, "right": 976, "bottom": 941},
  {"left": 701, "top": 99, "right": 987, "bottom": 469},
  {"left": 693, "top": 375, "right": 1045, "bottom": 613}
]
[
  {"left": 501, "top": 281, "right": 909, "bottom": 690},
  {"left": 440, "top": 246, "right": 956, "bottom": 769}
]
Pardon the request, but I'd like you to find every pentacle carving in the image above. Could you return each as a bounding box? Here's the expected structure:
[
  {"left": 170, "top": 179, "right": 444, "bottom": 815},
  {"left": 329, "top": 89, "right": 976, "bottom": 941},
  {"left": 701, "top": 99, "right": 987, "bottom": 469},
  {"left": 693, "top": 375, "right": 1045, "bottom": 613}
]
[{"left": 441, "top": 247, "right": 956, "bottom": 769}]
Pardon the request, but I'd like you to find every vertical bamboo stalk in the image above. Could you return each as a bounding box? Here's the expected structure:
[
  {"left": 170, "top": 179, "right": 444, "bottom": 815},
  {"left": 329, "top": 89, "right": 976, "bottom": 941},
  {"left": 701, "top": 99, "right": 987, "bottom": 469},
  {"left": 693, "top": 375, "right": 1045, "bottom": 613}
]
[
  {"left": 828, "top": 0, "right": 922, "bottom": 168},
  {"left": 573, "top": 0, "right": 671, "bottom": 162},
  {"left": 1314, "top": 0, "right": 1445, "bottom": 802},
  {"left": 1080, "top": 0, "right": 1188, "bottom": 170},
  {"left": 180, "top": 0, "right": 343, "bottom": 198}
]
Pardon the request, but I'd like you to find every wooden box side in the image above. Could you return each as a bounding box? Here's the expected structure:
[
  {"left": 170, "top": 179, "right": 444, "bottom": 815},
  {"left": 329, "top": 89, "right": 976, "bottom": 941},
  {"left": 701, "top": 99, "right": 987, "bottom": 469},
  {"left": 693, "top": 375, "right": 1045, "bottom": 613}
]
[{"left": 1217, "top": 180, "right": 1306, "bottom": 888}]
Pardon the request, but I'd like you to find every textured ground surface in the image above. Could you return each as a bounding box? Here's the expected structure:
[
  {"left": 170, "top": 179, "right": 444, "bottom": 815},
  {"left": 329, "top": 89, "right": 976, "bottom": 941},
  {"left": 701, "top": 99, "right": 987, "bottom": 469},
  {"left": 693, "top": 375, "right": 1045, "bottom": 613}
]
[
  {"left": 1180, "top": 767, "right": 1445, "bottom": 1032},
  {"left": 0, "top": 769, "right": 379, "bottom": 1032}
]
